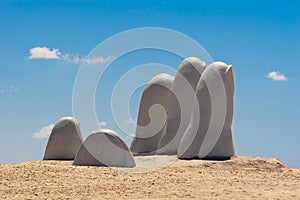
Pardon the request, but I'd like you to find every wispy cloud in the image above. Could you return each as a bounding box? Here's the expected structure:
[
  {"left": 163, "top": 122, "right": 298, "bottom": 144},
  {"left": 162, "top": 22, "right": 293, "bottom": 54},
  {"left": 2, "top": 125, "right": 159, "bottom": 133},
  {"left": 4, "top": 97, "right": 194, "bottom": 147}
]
[
  {"left": 267, "top": 71, "right": 288, "bottom": 81},
  {"left": 99, "top": 121, "right": 108, "bottom": 127},
  {"left": 60, "top": 54, "right": 81, "bottom": 64},
  {"left": 124, "top": 119, "right": 136, "bottom": 140},
  {"left": 125, "top": 119, "right": 135, "bottom": 125},
  {"left": 83, "top": 56, "right": 114, "bottom": 65},
  {"left": 29, "top": 46, "right": 113, "bottom": 65},
  {"left": 125, "top": 133, "right": 135, "bottom": 141},
  {"left": 0, "top": 86, "right": 18, "bottom": 94},
  {"left": 32, "top": 124, "right": 54, "bottom": 139},
  {"left": 29, "top": 47, "right": 60, "bottom": 59},
  {"left": 10, "top": 86, "right": 18, "bottom": 92}
]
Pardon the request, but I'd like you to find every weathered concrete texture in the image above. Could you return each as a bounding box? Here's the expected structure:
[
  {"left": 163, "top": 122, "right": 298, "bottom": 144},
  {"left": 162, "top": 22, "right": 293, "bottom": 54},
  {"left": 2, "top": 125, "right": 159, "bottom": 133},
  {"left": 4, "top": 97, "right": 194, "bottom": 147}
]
[
  {"left": 130, "top": 73, "right": 174, "bottom": 155},
  {"left": 43, "top": 117, "right": 83, "bottom": 160},
  {"left": 73, "top": 129, "right": 135, "bottom": 167},
  {"left": 178, "top": 61, "right": 235, "bottom": 159},
  {"left": 157, "top": 57, "right": 205, "bottom": 155}
]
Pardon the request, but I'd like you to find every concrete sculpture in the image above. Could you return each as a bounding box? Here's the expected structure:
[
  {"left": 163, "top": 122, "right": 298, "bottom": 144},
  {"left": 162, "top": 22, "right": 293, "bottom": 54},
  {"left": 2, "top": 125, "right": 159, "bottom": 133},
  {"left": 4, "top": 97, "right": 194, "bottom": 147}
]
[
  {"left": 43, "top": 116, "right": 83, "bottom": 160},
  {"left": 130, "top": 73, "right": 174, "bottom": 155},
  {"left": 73, "top": 129, "right": 135, "bottom": 167},
  {"left": 178, "top": 61, "right": 235, "bottom": 159},
  {"left": 157, "top": 57, "right": 206, "bottom": 155}
]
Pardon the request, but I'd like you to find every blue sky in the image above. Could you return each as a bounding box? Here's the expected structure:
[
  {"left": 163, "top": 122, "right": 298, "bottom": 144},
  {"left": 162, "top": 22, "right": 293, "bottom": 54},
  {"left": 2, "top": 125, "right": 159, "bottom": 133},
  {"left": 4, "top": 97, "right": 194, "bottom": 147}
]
[{"left": 0, "top": 1, "right": 299, "bottom": 167}]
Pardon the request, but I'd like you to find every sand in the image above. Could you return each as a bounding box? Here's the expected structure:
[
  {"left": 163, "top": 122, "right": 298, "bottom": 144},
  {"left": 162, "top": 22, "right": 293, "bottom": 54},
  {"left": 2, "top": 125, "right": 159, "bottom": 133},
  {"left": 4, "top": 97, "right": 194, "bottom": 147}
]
[{"left": 1, "top": 156, "right": 300, "bottom": 199}]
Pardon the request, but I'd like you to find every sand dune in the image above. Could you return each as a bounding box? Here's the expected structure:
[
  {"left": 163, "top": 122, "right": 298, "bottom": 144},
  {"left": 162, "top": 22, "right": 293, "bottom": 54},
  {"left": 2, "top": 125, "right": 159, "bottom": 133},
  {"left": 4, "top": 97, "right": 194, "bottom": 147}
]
[{"left": 1, "top": 156, "right": 299, "bottom": 199}]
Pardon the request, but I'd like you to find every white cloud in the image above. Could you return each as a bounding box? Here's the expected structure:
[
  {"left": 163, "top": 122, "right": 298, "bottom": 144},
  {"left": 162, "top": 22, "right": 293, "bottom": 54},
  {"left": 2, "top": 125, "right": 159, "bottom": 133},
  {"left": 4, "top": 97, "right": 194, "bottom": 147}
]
[
  {"left": 29, "top": 47, "right": 60, "bottom": 59},
  {"left": 32, "top": 124, "right": 54, "bottom": 139},
  {"left": 10, "top": 86, "right": 18, "bottom": 92},
  {"left": 0, "top": 86, "right": 17, "bottom": 94},
  {"left": 61, "top": 54, "right": 81, "bottom": 64},
  {"left": 125, "top": 119, "right": 135, "bottom": 125},
  {"left": 125, "top": 133, "right": 135, "bottom": 141},
  {"left": 123, "top": 119, "right": 136, "bottom": 140},
  {"left": 61, "top": 55, "right": 113, "bottom": 65},
  {"left": 99, "top": 121, "right": 108, "bottom": 127},
  {"left": 267, "top": 71, "right": 288, "bottom": 81},
  {"left": 29, "top": 46, "right": 113, "bottom": 65},
  {"left": 83, "top": 56, "right": 114, "bottom": 65}
]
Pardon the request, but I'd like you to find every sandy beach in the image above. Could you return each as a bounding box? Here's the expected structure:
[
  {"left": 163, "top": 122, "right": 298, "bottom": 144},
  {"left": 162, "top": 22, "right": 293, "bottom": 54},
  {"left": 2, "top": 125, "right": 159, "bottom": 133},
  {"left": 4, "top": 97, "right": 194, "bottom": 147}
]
[{"left": 1, "top": 156, "right": 299, "bottom": 199}]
